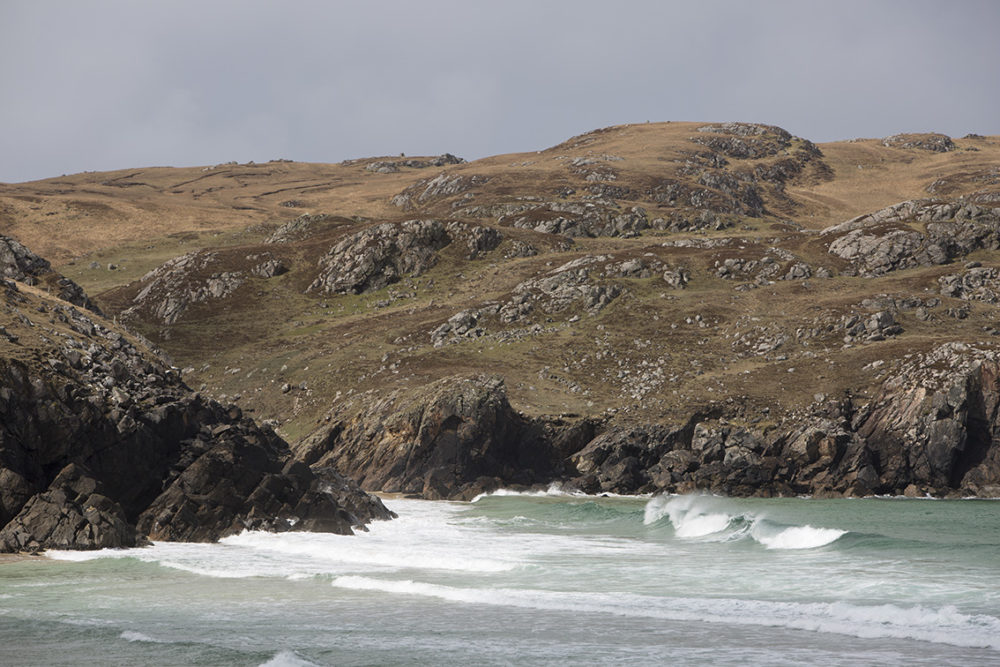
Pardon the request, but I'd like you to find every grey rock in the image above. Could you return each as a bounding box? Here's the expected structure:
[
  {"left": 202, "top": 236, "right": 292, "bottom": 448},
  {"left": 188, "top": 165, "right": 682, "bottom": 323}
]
[
  {"left": 0, "top": 236, "right": 101, "bottom": 314},
  {"left": 308, "top": 220, "right": 450, "bottom": 294}
]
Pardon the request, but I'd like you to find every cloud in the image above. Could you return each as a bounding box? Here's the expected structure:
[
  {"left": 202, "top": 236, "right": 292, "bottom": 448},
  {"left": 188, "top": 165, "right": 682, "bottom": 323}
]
[{"left": 1, "top": 0, "right": 998, "bottom": 182}]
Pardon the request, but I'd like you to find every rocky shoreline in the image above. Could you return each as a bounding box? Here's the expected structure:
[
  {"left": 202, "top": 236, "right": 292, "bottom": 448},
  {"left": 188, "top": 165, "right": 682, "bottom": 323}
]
[
  {"left": 3, "top": 123, "right": 1000, "bottom": 552},
  {"left": 298, "top": 354, "right": 1000, "bottom": 501},
  {"left": 0, "top": 253, "right": 393, "bottom": 553}
]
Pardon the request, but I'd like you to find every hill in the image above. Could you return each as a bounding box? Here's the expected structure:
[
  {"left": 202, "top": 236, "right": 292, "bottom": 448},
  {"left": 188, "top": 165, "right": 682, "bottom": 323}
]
[{"left": 2, "top": 121, "right": 1000, "bottom": 501}]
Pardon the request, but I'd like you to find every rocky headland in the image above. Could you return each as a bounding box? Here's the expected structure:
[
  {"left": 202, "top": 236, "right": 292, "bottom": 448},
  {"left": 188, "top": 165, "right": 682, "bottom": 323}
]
[
  {"left": 2, "top": 122, "right": 1000, "bottom": 537},
  {"left": 0, "top": 243, "right": 392, "bottom": 552}
]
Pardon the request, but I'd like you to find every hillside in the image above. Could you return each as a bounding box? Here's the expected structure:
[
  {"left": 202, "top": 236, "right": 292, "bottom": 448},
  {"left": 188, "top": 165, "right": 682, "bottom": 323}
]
[{"left": 2, "top": 121, "right": 1000, "bottom": 501}]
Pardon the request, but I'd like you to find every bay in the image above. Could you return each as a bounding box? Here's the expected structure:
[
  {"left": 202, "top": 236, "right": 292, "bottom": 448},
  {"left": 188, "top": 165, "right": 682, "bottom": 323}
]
[{"left": 2, "top": 493, "right": 998, "bottom": 666}]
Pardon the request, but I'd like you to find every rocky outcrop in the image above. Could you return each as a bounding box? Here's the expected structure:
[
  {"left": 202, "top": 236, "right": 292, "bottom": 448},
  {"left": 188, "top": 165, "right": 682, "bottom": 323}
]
[
  {"left": 824, "top": 199, "right": 1000, "bottom": 276},
  {"left": 121, "top": 251, "right": 245, "bottom": 325},
  {"left": 265, "top": 214, "right": 347, "bottom": 244},
  {"left": 307, "top": 220, "right": 449, "bottom": 294},
  {"left": 0, "top": 279, "right": 392, "bottom": 552},
  {"left": 500, "top": 200, "right": 650, "bottom": 238},
  {"left": 308, "top": 345, "right": 1000, "bottom": 500},
  {"left": 445, "top": 222, "right": 503, "bottom": 260},
  {"left": 0, "top": 235, "right": 100, "bottom": 314},
  {"left": 882, "top": 133, "right": 956, "bottom": 152},
  {"left": 391, "top": 172, "right": 491, "bottom": 209},
  {"left": 428, "top": 254, "right": 680, "bottom": 347},
  {"left": 926, "top": 167, "right": 1000, "bottom": 196},
  {"left": 365, "top": 154, "right": 464, "bottom": 173},
  {"left": 939, "top": 265, "right": 1000, "bottom": 303},
  {"left": 837, "top": 309, "right": 904, "bottom": 344},
  {"left": 307, "top": 220, "right": 502, "bottom": 295},
  {"left": 693, "top": 123, "right": 793, "bottom": 159},
  {"left": 849, "top": 343, "right": 1000, "bottom": 496},
  {"left": 296, "top": 375, "right": 592, "bottom": 500},
  {"left": 503, "top": 257, "right": 625, "bottom": 320},
  {"left": 570, "top": 344, "right": 1000, "bottom": 497},
  {"left": 0, "top": 463, "right": 140, "bottom": 551}
]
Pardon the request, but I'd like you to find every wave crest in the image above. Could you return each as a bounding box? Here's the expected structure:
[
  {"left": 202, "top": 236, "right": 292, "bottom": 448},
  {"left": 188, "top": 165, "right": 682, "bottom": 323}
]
[
  {"left": 330, "top": 576, "right": 1000, "bottom": 650},
  {"left": 644, "top": 494, "right": 846, "bottom": 549}
]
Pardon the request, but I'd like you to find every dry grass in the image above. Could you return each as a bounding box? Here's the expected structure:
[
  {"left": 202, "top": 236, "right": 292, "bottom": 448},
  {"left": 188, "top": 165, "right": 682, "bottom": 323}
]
[{"left": 2, "top": 123, "right": 999, "bottom": 439}]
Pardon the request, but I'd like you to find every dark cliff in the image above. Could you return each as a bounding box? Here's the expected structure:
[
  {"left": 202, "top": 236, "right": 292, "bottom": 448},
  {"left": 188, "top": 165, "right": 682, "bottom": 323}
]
[
  {"left": 300, "top": 356, "right": 1000, "bottom": 500},
  {"left": 0, "top": 276, "right": 392, "bottom": 553}
]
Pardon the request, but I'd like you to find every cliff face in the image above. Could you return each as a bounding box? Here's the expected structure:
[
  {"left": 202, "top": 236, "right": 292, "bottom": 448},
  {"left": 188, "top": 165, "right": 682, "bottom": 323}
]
[
  {"left": 0, "top": 276, "right": 392, "bottom": 553},
  {"left": 850, "top": 344, "right": 1000, "bottom": 496},
  {"left": 301, "top": 353, "right": 1000, "bottom": 500},
  {"left": 295, "top": 375, "right": 587, "bottom": 500}
]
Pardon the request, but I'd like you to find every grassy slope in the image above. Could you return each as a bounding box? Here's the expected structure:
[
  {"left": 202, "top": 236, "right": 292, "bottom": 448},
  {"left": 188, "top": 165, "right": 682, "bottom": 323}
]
[{"left": 2, "top": 123, "right": 999, "bottom": 442}]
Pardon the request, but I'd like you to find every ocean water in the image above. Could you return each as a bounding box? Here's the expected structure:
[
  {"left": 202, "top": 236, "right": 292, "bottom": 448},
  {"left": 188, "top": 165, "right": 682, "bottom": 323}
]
[{"left": 2, "top": 492, "right": 999, "bottom": 666}]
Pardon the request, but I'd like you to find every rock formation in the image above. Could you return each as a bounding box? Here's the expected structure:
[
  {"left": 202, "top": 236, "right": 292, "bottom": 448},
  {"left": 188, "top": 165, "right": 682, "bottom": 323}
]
[
  {"left": 5, "top": 122, "right": 1000, "bottom": 507},
  {"left": 301, "top": 352, "right": 1000, "bottom": 500},
  {"left": 824, "top": 198, "right": 1000, "bottom": 276},
  {"left": 307, "top": 220, "right": 502, "bottom": 295},
  {"left": 0, "top": 235, "right": 101, "bottom": 314},
  {"left": 0, "top": 268, "right": 392, "bottom": 553},
  {"left": 295, "top": 375, "right": 591, "bottom": 500}
]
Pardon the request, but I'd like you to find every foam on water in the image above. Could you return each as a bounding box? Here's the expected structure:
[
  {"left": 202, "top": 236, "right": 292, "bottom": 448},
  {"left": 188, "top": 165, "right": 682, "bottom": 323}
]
[
  {"left": 470, "top": 482, "right": 585, "bottom": 503},
  {"left": 28, "top": 493, "right": 1000, "bottom": 663},
  {"left": 472, "top": 483, "right": 649, "bottom": 503},
  {"left": 258, "top": 650, "right": 322, "bottom": 667},
  {"left": 221, "top": 530, "right": 517, "bottom": 574},
  {"left": 675, "top": 512, "right": 732, "bottom": 538},
  {"left": 331, "top": 576, "right": 1000, "bottom": 650},
  {"left": 754, "top": 525, "right": 847, "bottom": 550},
  {"left": 50, "top": 499, "right": 523, "bottom": 578},
  {"left": 120, "top": 630, "right": 165, "bottom": 643},
  {"left": 644, "top": 493, "right": 846, "bottom": 549}
]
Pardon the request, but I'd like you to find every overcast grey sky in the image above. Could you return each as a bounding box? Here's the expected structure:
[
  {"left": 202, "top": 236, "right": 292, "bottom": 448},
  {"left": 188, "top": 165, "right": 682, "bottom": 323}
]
[{"left": 1, "top": 0, "right": 998, "bottom": 183}]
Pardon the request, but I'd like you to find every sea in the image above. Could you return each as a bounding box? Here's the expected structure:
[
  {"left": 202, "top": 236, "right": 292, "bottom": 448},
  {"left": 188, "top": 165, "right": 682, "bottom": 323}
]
[{"left": 1, "top": 491, "right": 998, "bottom": 666}]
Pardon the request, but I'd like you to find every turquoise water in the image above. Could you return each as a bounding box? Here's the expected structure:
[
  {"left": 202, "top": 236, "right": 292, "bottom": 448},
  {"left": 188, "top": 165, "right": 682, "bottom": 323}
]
[{"left": 2, "top": 492, "right": 998, "bottom": 666}]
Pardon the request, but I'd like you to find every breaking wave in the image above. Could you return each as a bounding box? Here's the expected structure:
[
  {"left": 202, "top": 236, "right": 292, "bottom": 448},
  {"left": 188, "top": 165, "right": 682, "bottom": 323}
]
[
  {"left": 331, "top": 576, "right": 1000, "bottom": 650},
  {"left": 258, "top": 650, "right": 322, "bottom": 667},
  {"left": 644, "top": 494, "right": 847, "bottom": 549}
]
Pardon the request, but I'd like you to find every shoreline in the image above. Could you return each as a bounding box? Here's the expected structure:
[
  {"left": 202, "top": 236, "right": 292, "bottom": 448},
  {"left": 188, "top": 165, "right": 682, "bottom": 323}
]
[{"left": 0, "top": 552, "right": 48, "bottom": 564}]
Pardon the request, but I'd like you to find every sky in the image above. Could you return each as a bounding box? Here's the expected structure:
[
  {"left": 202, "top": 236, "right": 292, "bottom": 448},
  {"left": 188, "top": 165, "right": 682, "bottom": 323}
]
[{"left": 1, "top": 0, "right": 998, "bottom": 183}]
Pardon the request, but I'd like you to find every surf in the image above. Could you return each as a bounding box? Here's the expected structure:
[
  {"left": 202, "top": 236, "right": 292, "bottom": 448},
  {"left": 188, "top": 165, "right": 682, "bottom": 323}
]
[
  {"left": 644, "top": 493, "right": 847, "bottom": 549},
  {"left": 330, "top": 575, "right": 1000, "bottom": 650}
]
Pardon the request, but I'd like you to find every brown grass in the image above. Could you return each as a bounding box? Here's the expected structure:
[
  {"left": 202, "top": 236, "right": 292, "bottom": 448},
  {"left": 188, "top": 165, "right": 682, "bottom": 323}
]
[{"left": 2, "top": 123, "right": 999, "bottom": 439}]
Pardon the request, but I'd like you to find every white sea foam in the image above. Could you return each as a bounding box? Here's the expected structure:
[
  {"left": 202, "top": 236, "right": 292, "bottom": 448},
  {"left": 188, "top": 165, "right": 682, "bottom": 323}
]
[
  {"left": 331, "top": 576, "right": 1000, "bottom": 650},
  {"left": 675, "top": 512, "right": 732, "bottom": 537},
  {"left": 258, "top": 650, "right": 322, "bottom": 667},
  {"left": 645, "top": 493, "right": 738, "bottom": 538},
  {"left": 470, "top": 482, "right": 584, "bottom": 503},
  {"left": 120, "top": 630, "right": 165, "bottom": 643},
  {"left": 51, "top": 499, "right": 521, "bottom": 578},
  {"left": 471, "top": 484, "right": 650, "bottom": 503},
  {"left": 644, "top": 494, "right": 846, "bottom": 549},
  {"left": 754, "top": 525, "right": 847, "bottom": 549},
  {"left": 47, "top": 549, "right": 111, "bottom": 562},
  {"left": 221, "top": 524, "right": 518, "bottom": 574}
]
